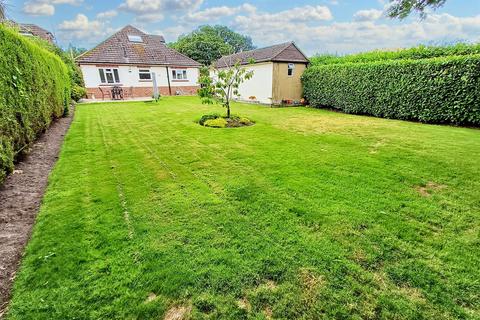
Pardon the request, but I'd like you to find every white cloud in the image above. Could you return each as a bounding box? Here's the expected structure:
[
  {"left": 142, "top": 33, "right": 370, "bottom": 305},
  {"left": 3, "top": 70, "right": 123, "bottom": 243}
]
[
  {"left": 232, "top": 10, "right": 480, "bottom": 55},
  {"left": 23, "top": 2, "right": 55, "bottom": 16},
  {"left": 96, "top": 10, "right": 118, "bottom": 19},
  {"left": 119, "top": 0, "right": 203, "bottom": 15},
  {"left": 239, "top": 5, "right": 332, "bottom": 24},
  {"left": 354, "top": 9, "right": 384, "bottom": 21},
  {"left": 23, "top": 0, "right": 83, "bottom": 16},
  {"left": 185, "top": 3, "right": 255, "bottom": 23},
  {"left": 58, "top": 14, "right": 109, "bottom": 42}
]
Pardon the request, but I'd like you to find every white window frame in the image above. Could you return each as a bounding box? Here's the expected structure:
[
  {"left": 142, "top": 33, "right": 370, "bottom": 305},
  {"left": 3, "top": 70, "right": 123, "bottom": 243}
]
[
  {"left": 99, "top": 68, "right": 120, "bottom": 84},
  {"left": 172, "top": 69, "right": 188, "bottom": 80},
  {"left": 287, "top": 63, "right": 295, "bottom": 76},
  {"left": 128, "top": 35, "right": 143, "bottom": 43},
  {"left": 138, "top": 69, "right": 152, "bottom": 81}
]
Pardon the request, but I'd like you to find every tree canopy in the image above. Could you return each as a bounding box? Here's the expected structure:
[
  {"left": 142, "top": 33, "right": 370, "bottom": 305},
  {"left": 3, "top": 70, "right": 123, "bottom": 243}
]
[
  {"left": 170, "top": 25, "right": 255, "bottom": 66},
  {"left": 388, "top": 0, "right": 447, "bottom": 19}
]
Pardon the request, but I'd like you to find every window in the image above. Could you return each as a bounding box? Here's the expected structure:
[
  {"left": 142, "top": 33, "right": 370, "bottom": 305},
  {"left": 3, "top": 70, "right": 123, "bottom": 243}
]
[
  {"left": 172, "top": 69, "right": 188, "bottom": 80},
  {"left": 139, "top": 69, "right": 152, "bottom": 81},
  {"left": 288, "top": 63, "right": 295, "bottom": 76},
  {"left": 128, "top": 35, "right": 143, "bottom": 43},
  {"left": 99, "top": 68, "right": 120, "bottom": 84}
]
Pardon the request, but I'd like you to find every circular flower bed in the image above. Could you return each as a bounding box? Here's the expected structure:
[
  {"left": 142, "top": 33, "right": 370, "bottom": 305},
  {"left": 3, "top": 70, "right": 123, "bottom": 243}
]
[{"left": 199, "top": 114, "right": 254, "bottom": 128}]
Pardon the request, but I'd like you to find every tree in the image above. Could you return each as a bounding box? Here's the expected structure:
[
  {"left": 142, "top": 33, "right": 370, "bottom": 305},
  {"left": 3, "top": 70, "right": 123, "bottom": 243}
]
[
  {"left": 170, "top": 32, "right": 231, "bottom": 66},
  {"left": 170, "top": 25, "right": 255, "bottom": 65},
  {"left": 198, "top": 61, "right": 254, "bottom": 118},
  {"left": 388, "top": 0, "right": 446, "bottom": 19},
  {"left": 0, "top": 0, "right": 6, "bottom": 20},
  {"left": 66, "top": 45, "right": 87, "bottom": 59},
  {"left": 202, "top": 25, "right": 255, "bottom": 53}
]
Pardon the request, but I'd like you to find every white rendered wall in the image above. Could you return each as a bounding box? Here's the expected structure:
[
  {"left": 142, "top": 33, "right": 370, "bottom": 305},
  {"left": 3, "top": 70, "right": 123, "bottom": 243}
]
[
  {"left": 213, "top": 62, "right": 274, "bottom": 104},
  {"left": 80, "top": 65, "right": 199, "bottom": 88}
]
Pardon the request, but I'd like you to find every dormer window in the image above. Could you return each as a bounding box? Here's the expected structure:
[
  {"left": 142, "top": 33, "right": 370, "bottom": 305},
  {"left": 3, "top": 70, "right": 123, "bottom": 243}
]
[{"left": 128, "top": 35, "right": 143, "bottom": 43}]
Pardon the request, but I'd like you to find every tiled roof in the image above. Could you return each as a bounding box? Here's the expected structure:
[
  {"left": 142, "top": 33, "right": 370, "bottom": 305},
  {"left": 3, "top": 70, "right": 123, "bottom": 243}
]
[
  {"left": 76, "top": 25, "right": 201, "bottom": 67},
  {"left": 215, "top": 42, "right": 309, "bottom": 68},
  {"left": 13, "top": 23, "right": 55, "bottom": 44}
]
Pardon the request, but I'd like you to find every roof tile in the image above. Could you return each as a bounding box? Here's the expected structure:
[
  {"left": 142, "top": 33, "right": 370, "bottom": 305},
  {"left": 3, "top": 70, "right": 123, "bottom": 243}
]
[
  {"left": 215, "top": 42, "right": 309, "bottom": 67},
  {"left": 76, "top": 25, "right": 201, "bottom": 67}
]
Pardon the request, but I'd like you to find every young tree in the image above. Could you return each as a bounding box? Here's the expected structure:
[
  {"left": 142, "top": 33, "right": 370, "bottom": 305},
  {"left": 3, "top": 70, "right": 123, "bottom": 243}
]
[
  {"left": 388, "top": 0, "right": 446, "bottom": 19},
  {"left": 198, "top": 61, "right": 254, "bottom": 118}
]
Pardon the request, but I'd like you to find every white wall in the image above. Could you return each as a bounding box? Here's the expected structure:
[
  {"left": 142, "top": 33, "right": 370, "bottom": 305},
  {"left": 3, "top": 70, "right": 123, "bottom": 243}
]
[
  {"left": 80, "top": 64, "right": 199, "bottom": 88},
  {"left": 213, "top": 62, "right": 273, "bottom": 104}
]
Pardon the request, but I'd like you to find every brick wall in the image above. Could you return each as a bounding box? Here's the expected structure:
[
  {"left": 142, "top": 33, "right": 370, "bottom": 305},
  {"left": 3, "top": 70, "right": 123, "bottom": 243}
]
[{"left": 85, "top": 86, "right": 199, "bottom": 100}]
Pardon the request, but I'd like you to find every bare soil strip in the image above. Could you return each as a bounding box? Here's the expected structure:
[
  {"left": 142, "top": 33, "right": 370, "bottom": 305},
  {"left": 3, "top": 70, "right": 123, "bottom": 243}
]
[{"left": 0, "top": 110, "right": 74, "bottom": 318}]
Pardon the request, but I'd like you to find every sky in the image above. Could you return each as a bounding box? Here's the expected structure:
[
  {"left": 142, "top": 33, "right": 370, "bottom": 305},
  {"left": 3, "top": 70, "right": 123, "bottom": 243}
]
[{"left": 5, "top": 0, "right": 480, "bottom": 55}]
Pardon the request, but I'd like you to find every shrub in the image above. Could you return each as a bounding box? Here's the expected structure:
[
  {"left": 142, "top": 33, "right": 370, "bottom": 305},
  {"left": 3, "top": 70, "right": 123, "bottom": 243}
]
[
  {"left": 71, "top": 84, "right": 87, "bottom": 101},
  {"left": 302, "top": 54, "right": 480, "bottom": 125},
  {"left": 239, "top": 117, "right": 253, "bottom": 125},
  {"left": 0, "top": 24, "right": 71, "bottom": 184},
  {"left": 199, "top": 113, "right": 221, "bottom": 125},
  {"left": 204, "top": 118, "right": 228, "bottom": 128},
  {"left": 310, "top": 43, "right": 480, "bottom": 66}
]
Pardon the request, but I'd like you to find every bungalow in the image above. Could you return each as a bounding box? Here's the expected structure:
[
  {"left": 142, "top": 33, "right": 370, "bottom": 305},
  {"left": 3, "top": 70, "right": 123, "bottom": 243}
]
[
  {"left": 8, "top": 22, "right": 55, "bottom": 44},
  {"left": 76, "top": 25, "right": 201, "bottom": 100},
  {"left": 215, "top": 42, "right": 309, "bottom": 105}
]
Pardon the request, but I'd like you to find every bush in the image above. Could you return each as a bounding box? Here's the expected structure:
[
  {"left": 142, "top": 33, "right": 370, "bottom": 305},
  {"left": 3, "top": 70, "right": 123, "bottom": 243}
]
[
  {"left": 199, "top": 113, "right": 221, "bottom": 125},
  {"left": 302, "top": 54, "right": 480, "bottom": 125},
  {"left": 204, "top": 118, "right": 228, "bottom": 128},
  {"left": 0, "top": 24, "right": 71, "bottom": 184},
  {"left": 71, "top": 84, "right": 87, "bottom": 101},
  {"left": 310, "top": 43, "right": 480, "bottom": 66}
]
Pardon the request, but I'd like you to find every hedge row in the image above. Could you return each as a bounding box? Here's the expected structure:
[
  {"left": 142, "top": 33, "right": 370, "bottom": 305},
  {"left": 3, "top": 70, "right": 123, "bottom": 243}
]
[
  {"left": 0, "top": 24, "right": 71, "bottom": 183},
  {"left": 310, "top": 43, "right": 480, "bottom": 66},
  {"left": 302, "top": 54, "right": 480, "bottom": 125}
]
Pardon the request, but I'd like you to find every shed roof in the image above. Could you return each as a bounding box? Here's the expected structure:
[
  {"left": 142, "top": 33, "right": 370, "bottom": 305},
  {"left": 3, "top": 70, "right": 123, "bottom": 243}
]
[{"left": 215, "top": 42, "right": 309, "bottom": 68}]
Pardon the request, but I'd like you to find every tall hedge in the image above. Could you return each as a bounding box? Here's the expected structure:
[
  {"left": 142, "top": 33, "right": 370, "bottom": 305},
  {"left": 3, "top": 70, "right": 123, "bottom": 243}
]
[
  {"left": 302, "top": 55, "right": 480, "bottom": 125},
  {"left": 311, "top": 43, "right": 480, "bottom": 66},
  {"left": 0, "top": 24, "right": 71, "bottom": 183}
]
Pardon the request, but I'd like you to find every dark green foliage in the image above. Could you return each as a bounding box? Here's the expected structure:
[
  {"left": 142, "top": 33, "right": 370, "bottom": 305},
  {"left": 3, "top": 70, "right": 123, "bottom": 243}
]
[
  {"left": 302, "top": 54, "right": 480, "bottom": 125},
  {"left": 170, "top": 25, "right": 255, "bottom": 66},
  {"left": 310, "top": 43, "right": 480, "bottom": 66},
  {"left": 388, "top": 0, "right": 446, "bottom": 19},
  {"left": 199, "top": 113, "right": 221, "bottom": 125},
  {"left": 0, "top": 24, "right": 71, "bottom": 184},
  {"left": 28, "top": 37, "right": 85, "bottom": 102},
  {"left": 71, "top": 84, "right": 87, "bottom": 102}
]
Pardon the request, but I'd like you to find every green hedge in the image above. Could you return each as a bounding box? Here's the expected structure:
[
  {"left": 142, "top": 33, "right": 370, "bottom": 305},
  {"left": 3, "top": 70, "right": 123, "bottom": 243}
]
[
  {"left": 302, "top": 55, "right": 480, "bottom": 125},
  {"left": 310, "top": 43, "right": 480, "bottom": 66},
  {"left": 0, "top": 24, "right": 71, "bottom": 183}
]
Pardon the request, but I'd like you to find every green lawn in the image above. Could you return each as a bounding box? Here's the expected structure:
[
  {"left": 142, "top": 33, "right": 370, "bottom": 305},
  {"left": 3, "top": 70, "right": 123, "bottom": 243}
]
[{"left": 7, "top": 97, "right": 480, "bottom": 319}]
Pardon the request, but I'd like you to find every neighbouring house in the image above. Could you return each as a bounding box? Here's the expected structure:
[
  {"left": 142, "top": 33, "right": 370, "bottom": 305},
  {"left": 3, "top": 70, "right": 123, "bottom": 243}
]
[
  {"left": 8, "top": 22, "right": 55, "bottom": 44},
  {"left": 215, "top": 42, "right": 309, "bottom": 105},
  {"left": 76, "top": 25, "right": 201, "bottom": 100}
]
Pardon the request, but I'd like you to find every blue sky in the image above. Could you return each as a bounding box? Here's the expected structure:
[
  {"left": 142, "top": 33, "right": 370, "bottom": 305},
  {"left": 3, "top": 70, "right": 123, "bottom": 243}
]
[{"left": 5, "top": 0, "right": 480, "bottom": 55}]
